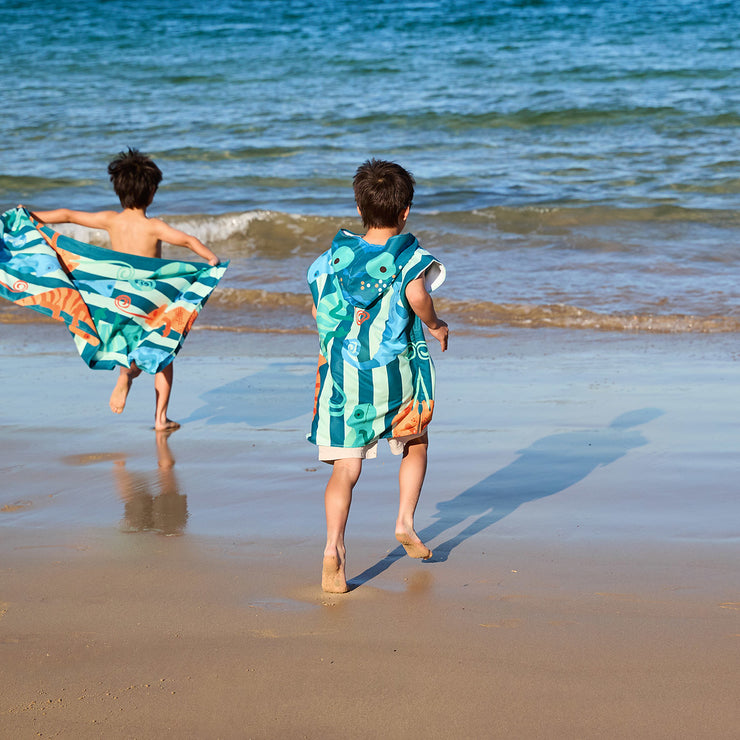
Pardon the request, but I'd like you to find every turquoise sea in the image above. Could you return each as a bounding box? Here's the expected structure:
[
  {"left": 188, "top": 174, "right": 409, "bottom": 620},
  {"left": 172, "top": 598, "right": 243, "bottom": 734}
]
[{"left": 2, "top": 0, "right": 739, "bottom": 333}]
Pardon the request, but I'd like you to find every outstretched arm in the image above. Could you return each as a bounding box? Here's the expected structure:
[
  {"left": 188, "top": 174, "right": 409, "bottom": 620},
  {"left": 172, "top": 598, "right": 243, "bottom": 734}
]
[
  {"left": 405, "top": 275, "right": 448, "bottom": 352},
  {"left": 30, "top": 209, "right": 116, "bottom": 230},
  {"left": 151, "top": 219, "right": 220, "bottom": 266}
]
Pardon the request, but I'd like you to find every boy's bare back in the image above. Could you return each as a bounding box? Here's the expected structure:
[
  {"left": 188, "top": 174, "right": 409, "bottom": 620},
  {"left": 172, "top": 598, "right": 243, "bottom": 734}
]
[
  {"left": 88, "top": 208, "right": 167, "bottom": 259},
  {"left": 30, "top": 206, "right": 218, "bottom": 265},
  {"left": 107, "top": 209, "right": 218, "bottom": 263}
]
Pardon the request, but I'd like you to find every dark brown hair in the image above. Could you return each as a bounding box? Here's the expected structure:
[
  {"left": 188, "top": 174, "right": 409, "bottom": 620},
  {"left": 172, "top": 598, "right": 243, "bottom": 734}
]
[
  {"left": 107, "top": 148, "right": 163, "bottom": 209},
  {"left": 353, "top": 159, "right": 415, "bottom": 228}
]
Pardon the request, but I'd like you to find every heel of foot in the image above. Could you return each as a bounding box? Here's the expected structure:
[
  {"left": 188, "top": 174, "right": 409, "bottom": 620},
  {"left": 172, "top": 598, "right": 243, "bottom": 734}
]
[
  {"left": 395, "top": 533, "right": 432, "bottom": 560},
  {"left": 322, "top": 554, "right": 349, "bottom": 594}
]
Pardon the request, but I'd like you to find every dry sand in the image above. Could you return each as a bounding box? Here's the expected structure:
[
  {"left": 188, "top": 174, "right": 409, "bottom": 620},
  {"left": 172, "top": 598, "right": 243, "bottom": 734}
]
[{"left": 1, "top": 322, "right": 739, "bottom": 738}]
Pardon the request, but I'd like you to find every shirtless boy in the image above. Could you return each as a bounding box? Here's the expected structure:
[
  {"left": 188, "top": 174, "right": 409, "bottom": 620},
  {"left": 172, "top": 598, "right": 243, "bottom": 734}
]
[{"left": 32, "top": 148, "right": 220, "bottom": 431}]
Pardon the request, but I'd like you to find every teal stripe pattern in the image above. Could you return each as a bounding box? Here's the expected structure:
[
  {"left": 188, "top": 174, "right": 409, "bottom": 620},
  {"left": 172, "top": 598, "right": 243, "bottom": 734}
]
[
  {"left": 307, "top": 229, "right": 444, "bottom": 449},
  {"left": 0, "top": 207, "right": 228, "bottom": 374}
]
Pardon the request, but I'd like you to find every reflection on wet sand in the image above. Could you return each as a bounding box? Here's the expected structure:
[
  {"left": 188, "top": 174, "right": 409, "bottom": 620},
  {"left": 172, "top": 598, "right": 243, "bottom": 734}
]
[{"left": 114, "top": 431, "right": 188, "bottom": 536}]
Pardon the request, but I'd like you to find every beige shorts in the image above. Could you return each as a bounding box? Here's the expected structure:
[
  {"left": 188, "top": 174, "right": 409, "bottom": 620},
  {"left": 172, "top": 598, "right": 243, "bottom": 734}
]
[{"left": 318, "top": 433, "right": 427, "bottom": 463}]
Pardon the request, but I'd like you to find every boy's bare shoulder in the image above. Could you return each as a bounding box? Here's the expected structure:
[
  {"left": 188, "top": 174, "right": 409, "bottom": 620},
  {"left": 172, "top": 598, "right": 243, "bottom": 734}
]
[
  {"left": 143, "top": 216, "right": 200, "bottom": 248},
  {"left": 144, "top": 215, "right": 178, "bottom": 237}
]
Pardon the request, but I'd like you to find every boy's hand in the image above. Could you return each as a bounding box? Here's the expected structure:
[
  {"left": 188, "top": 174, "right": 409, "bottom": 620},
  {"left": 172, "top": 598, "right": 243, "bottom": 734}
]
[
  {"left": 208, "top": 257, "right": 220, "bottom": 266},
  {"left": 428, "top": 321, "right": 449, "bottom": 352}
]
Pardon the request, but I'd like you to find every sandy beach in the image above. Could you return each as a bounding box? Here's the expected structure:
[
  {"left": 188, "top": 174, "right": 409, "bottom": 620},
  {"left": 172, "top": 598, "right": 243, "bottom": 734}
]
[{"left": 1, "top": 319, "right": 739, "bottom": 738}]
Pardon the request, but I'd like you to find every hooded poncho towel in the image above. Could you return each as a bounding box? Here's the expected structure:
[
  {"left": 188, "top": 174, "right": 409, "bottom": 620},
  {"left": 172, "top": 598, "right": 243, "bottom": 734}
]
[
  {"left": 0, "top": 207, "right": 228, "bottom": 374},
  {"left": 307, "top": 229, "right": 445, "bottom": 449}
]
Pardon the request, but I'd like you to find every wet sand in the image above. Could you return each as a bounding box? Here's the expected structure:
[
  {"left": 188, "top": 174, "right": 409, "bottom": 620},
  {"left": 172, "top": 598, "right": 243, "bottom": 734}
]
[{"left": 1, "top": 322, "right": 739, "bottom": 738}]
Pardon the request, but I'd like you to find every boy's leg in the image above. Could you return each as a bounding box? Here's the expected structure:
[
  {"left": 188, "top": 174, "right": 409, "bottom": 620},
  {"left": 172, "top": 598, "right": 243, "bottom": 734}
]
[
  {"left": 395, "top": 435, "right": 433, "bottom": 559},
  {"left": 154, "top": 363, "right": 180, "bottom": 431},
  {"left": 109, "top": 363, "right": 142, "bottom": 415},
  {"left": 323, "top": 457, "right": 362, "bottom": 593}
]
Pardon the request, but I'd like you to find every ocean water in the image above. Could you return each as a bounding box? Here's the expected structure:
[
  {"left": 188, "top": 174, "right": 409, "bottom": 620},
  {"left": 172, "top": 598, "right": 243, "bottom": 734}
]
[{"left": 2, "top": 0, "right": 740, "bottom": 333}]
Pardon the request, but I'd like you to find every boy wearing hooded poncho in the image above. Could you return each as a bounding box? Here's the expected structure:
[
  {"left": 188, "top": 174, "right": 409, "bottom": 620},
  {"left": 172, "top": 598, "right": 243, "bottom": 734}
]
[{"left": 307, "top": 159, "right": 449, "bottom": 593}]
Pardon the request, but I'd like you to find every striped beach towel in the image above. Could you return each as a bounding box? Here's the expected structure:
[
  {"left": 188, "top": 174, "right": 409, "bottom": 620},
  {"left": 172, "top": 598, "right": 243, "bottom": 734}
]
[
  {"left": 0, "top": 206, "right": 227, "bottom": 374},
  {"left": 307, "top": 229, "right": 445, "bottom": 449}
]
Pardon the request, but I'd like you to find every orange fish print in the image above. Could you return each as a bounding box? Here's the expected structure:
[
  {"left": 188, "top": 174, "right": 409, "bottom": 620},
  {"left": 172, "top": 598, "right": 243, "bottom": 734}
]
[
  {"left": 391, "top": 398, "right": 434, "bottom": 438},
  {"left": 16, "top": 287, "right": 100, "bottom": 346},
  {"left": 144, "top": 304, "right": 198, "bottom": 337}
]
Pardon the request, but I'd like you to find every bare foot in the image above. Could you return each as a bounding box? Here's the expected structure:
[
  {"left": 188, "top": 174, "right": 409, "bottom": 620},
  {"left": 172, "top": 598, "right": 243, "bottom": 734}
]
[
  {"left": 322, "top": 554, "right": 349, "bottom": 593},
  {"left": 109, "top": 375, "right": 133, "bottom": 414},
  {"left": 395, "top": 531, "right": 432, "bottom": 559},
  {"left": 154, "top": 419, "right": 181, "bottom": 432}
]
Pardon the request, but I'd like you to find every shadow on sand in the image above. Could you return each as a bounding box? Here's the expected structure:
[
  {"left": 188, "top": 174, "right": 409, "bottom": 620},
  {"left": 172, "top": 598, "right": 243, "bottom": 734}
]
[
  {"left": 349, "top": 408, "right": 663, "bottom": 589},
  {"left": 182, "top": 363, "right": 313, "bottom": 427}
]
